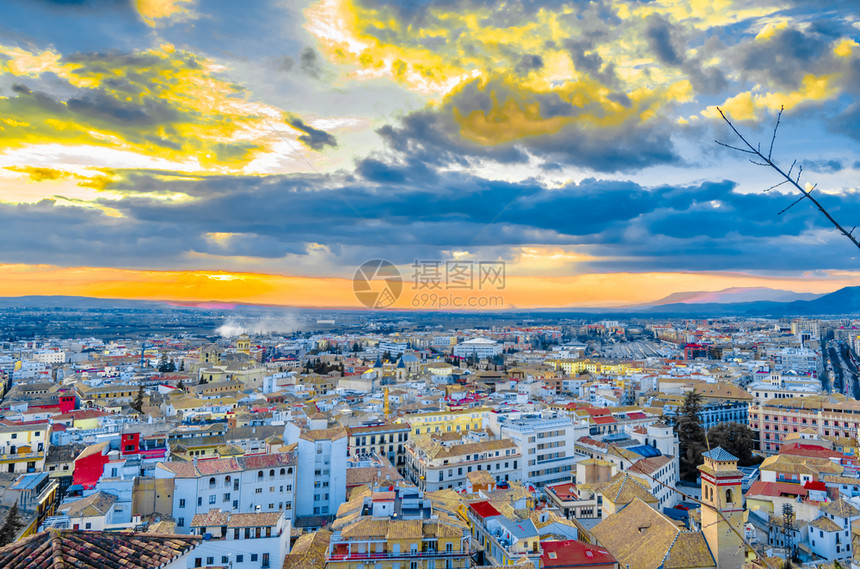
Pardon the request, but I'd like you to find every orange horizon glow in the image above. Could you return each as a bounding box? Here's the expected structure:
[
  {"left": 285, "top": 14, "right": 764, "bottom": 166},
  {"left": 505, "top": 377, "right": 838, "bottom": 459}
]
[{"left": 1, "top": 264, "right": 858, "bottom": 310}]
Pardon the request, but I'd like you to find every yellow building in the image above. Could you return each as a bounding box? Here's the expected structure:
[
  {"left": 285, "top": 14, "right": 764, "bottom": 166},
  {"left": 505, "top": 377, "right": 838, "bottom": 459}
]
[
  {"left": 399, "top": 408, "right": 490, "bottom": 436},
  {"left": 326, "top": 484, "right": 470, "bottom": 569},
  {"left": 546, "top": 359, "right": 641, "bottom": 377},
  {"left": 0, "top": 421, "right": 50, "bottom": 474}
]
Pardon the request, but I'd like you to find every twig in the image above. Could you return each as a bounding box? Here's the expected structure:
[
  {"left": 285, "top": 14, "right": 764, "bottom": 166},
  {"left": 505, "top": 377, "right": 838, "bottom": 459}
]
[
  {"left": 778, "top": 184, "right": 816, "bottom": 216},
  {"left": 768, "top": 107, "right": 783, "bottom": 160},
  {"left": 716, "top": 106, "right": 860, "bottom": 251},
  {"left": 762, "top": 180, "right": 789, "bottom": 193}
]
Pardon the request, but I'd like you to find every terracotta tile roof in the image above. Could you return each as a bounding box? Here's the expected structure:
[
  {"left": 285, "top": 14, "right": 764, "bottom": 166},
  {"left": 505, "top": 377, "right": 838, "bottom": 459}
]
[
  {"left": 227, "top": 512, "right": 283, "bottom": 527},
  {"left": 0, "top": 529, "right": 201, "bottom": 569},
  {"left": 810, "top": 516, "right": 843, "bottom": 532},
  {"left": 540, "top": 539, "right": 616, "bottom": 568},
  {"left": 599, "top": 473, "right": 658, "bottom": 507},
  {"left": 156, "top": 451, "right": 296, "bottom": 478},
  {"left": 592, "top": 498, "right": 715, "bottom": 569},
  {"left": 745, "top": 481, "right": 808, "bottom": 499},
  {"left": 190, "top": 509, "right": 230, "bottom": 527},
  {"left": 821, "top": 497, "right": 860, "bottom": 519},
  {"left": 629, "top": 455, "right": 674, "bottom": 476},
  {"left": 283, "top": 530, "right": 331, "bottom": 569},
  {"left": 385, "top": 519, "right": 422, "bottom": 540},
  {"left": 61, "top": 491, "right": 117, "bottom": 518},
  {"left": 663, "top": 531, "right": 716, "bottom": 569}
]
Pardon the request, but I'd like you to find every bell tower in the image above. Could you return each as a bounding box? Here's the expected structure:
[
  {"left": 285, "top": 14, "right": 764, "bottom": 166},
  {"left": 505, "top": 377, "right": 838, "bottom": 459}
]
[
  {"left": 236, "top": 333, "right": 251, "bottom": 355},
  {"left": 699, "top": 447, "right": 744, "bottom": 569}
]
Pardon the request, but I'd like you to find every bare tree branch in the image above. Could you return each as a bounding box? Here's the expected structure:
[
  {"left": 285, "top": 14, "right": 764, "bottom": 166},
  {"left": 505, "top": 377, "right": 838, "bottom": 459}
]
[
  {"left": 777, "top": 185, "right": 816, "bottom": 216},
  {"left": 768, "top": 106, "right": 783, "bottom": 160},
  {"left": 763, "top": 180, "right": 789, "bottom": 193},
  {"left": 716, "top": 106, "right": 860, "bottom": 251}
]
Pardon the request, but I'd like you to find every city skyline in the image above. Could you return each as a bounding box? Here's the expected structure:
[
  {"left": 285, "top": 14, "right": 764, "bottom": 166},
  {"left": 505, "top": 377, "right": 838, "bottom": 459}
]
[{"left": 2, "top": 0, "right": 860, "bottom": 308}]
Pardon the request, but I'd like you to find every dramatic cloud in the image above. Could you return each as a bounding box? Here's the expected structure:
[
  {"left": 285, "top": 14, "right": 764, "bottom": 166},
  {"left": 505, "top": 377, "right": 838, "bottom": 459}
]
[{"left": 1, "top": 0, "right": 860, "bottom": 306}]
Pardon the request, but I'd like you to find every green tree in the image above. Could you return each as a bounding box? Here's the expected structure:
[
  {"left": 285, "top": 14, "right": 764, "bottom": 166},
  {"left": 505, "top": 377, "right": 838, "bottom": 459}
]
[
  {"left": 157, "top": 354, "right": 170, "bottom": 373},
  {"left": 176, "top": 380, "right": 184, "bottom": 391},
  {"left": 707, "top": 422, "right": 763, "bottom": 467},
  {"left": 677, "top": 390, "right": 707, "bottom": 482},
  {"left": 0, "top": 501, "right": 23, "bottom": 546},
  {"left": 131, "top": 385, "right": 145, "bottom": 413}
]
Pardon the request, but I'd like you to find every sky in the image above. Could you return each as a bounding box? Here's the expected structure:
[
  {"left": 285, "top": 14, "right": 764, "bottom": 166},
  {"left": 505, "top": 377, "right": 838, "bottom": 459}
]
[{"left": 1, "top": 0, "right": 860, "bottom": 309}]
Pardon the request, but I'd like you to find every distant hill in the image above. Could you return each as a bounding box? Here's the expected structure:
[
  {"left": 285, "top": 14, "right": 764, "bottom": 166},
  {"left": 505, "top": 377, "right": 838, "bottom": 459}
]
[
  {"left": 0, "top": 296, "right": 174, "bottom": 309},
  {"left": 781, "top": 286, "right": 860, "bottom": 315},
  {"left": 2, "top": 287, "right": 860, "bottom": 316},
  {"left": 641, "top": 287, "right": 821, "bottom": 306}
]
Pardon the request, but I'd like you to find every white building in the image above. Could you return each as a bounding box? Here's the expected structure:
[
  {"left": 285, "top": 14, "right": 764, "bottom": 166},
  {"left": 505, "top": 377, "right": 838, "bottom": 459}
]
[
  {"left": 154, "top": 452, "right": 297, "bottom": 534},
  {"left": 188, "top": 509, "right": 291, "bottom": 569},
  {"left": 34, "top": 351, "right": 66, "bottom": 365},
  {"left": 453, "top": 338, "right": 503, "bottom": 359},
  {"left": 283, "top": 416, "right": 347, "bottom": 519},
  {"left": 486, "top": 410, "right": 588, "bottom": 487},
  {"left": 404, "top": 433, "right": 522, "bottom": 491},
  {"left": 378, "top": 340, "right": 409, "bottom": 356},
  {"left": 808, "top": 498, "right": 860, "bottom": 563}
]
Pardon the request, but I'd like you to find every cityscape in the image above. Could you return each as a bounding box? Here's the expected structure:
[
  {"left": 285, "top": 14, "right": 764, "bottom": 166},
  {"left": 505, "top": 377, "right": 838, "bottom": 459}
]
[{"left": 1, "top": 0, "right": 860, "bottom": 569}]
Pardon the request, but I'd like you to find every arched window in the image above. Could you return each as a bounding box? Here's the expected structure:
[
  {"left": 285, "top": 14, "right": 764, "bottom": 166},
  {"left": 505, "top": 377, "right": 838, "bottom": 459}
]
[
  {"left": 725, "top": 489, "right": 733, "bottom": 504},
  {"left": 287, "top": 467, "right": 293, "bottom": 475},
  {"left": 225, "top": 475, "right": 231, "bottom": 485},
  {"left": 209, "top": 477, "right": 216, "bottom": 489},
  {"left": 279, "top": 468, "right": 286, "bottom": 477},
  {"left": 257, "top": 471, "right": 264, "bottom": 480},
  {"left": 269, "top": 469, "right": 275, "bottom": 478}
]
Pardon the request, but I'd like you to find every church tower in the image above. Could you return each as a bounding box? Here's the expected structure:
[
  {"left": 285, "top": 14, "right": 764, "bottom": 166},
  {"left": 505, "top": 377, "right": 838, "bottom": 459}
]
[
  {"left": 699, "top": 447, "right": 744, "bottom": 569},
  {"left": 236, "top": 333, "right": 251, "bottom": 355}
]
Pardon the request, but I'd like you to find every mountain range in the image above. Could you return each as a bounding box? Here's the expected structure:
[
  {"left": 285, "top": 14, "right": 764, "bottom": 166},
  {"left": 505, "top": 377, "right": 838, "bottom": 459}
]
[{"left": 1, "top": 286, "right": 860, "bottom": 316}]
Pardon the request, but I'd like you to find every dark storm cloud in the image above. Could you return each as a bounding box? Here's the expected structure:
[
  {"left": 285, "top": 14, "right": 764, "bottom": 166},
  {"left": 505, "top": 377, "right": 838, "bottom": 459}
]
[
  {"left": 514, "top": 54, "right": 544, "bottom": 75},
  {"left": 642, "top": 15, "right": 727, "bottom": 94},
  {"left": 645, "top": 16, "right": 683, "bottom": 66},
  {"left": 286, "top": 116, "right": 338, "bottom": 151},
  {"left": 376, "top": 76, "right": 680, "bottom": 172},
  {"left": 5, "top": 168, "right": 860, "bottom": 272},
  {"left": 376, "top": 110, "right": 530, "bottom": 167},
  {"left": 299, "top": 47, "right": 323, "bottom": 79},
  {"left": 734, "top": 27, "right": 834, "bottom": 89}
]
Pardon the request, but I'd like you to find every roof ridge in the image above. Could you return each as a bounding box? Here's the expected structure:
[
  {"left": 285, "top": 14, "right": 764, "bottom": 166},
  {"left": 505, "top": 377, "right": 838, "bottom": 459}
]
[{"left": 658, "top": 526, "right": 683, "bottom": 569}]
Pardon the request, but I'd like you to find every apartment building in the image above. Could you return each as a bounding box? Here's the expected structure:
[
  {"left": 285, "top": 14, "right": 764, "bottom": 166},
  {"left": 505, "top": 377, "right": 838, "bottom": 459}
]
[
  {"left": 189, "top": 509, "right": 291, "bottom": 569},
  {"left": 453, "top": 338, "right": 503, "bottom": 359},
  {"left": 405, "top": 433, "right": 521, "bottom": 491},
  {"left": 154, "top": 452, "right": 297, "bottom": 534},
  {"left": 346, "top": 421, "right": 410, "bottom": 474},
  {"left": 486, "top": 411, "right": 587, "bottom": 487},
  {"left": 283, "top": 415, "right": 347, "bottom": 519},
  {"left": 326, "top": 484, "right": 470, "bottom": 569},
  {"left": 400, "top": 408, "right": 490, "bottom": 436},
  {"left": 749, "top": 395, "right": 860, "bottom": 453}
]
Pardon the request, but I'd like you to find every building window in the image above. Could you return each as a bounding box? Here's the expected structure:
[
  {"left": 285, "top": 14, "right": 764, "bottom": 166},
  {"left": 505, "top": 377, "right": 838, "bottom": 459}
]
[{"left": 179, "top": 499, "right": 186, "bottom": 508}]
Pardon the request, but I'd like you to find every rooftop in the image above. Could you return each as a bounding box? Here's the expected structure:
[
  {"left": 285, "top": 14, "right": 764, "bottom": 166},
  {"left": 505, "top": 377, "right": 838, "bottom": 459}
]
[{"left": 0, "top": 530, "right": 201, "bottom": 569}]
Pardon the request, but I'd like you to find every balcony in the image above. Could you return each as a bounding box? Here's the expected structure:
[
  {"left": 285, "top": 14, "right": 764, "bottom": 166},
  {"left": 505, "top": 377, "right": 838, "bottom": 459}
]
[
  {"left": 326, "top": 550, "right": 463, "bottom": 561},
  {"left": 0, "top": 451, "right": 43, "bottom": 462}
]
